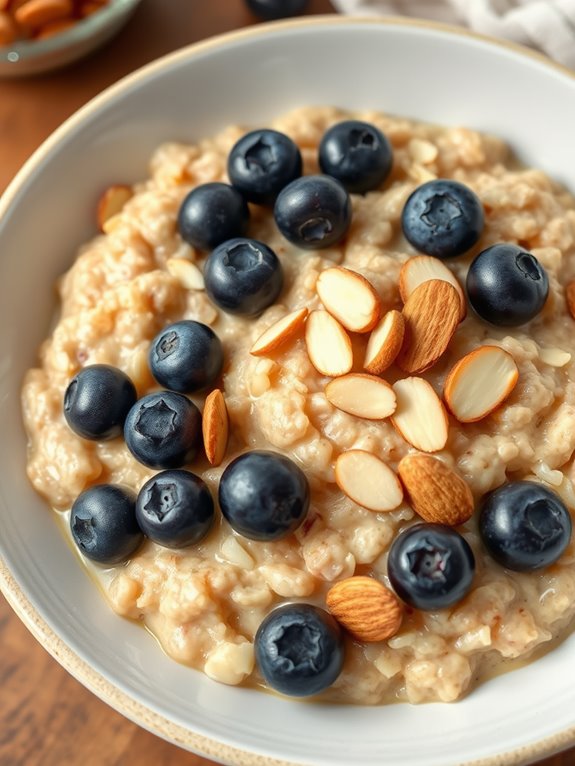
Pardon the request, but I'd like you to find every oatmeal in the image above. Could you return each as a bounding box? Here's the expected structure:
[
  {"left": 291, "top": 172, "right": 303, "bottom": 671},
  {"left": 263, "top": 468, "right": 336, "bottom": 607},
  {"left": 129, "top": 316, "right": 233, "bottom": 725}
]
[{"left": 21, "top": 106, "right": 575, "bottom": 704}]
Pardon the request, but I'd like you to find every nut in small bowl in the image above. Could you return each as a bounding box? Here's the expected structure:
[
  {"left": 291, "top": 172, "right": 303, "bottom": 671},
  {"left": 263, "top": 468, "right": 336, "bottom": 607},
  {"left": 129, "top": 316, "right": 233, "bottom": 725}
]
[{"left": 0, "top": 0, "right": 142, "bottom": 76}]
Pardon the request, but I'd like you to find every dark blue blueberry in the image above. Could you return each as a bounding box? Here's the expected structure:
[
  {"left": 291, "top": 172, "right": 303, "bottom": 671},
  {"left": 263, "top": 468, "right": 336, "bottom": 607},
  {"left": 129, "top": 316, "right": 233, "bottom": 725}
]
[
  {"left": 479, "top": 481, "right": 571, "bottom": 571},
  {"left": 63, "top": 364, "right": 137, "bottom": 441},
  {"left": 70, "top": 484, "right": 142, "bottom": 565},
  {"left": 318, "top": 120, "right": 393, "bottom": 194},
  {"left": 401, "top": 179, "right": 484, "bottom": 259},
  {"left": 228, "top": 129, "right": 302, "bottom": 205},
  {"left": 203, "top": 237, "right": 283, "bottom": 316},
  {"left": 466, "top": 243, "right": 549, "bottom": 327},
  {"left": 274, "top": 175, "right": 351, "bottom": 249},
  {"left": 219, "top": 450, "right": 310, "bottom": 541},
  {"left": 135, "top": 469, "right": 214, "bottom": 549},
  {"left": 124, "top": 391, "right": 201, "bottom": 469},
  {"left": 177, "top": 182, "right": 249, "bottom": 251},
  {"left": 149, "top": 320, "right": 223, "bottom": 393},
  {"left": 255, "top": 603, "right": 344, "bottom": 697},
  {"left": 387, "top": 523, "right": 475, "bottom": 610},
  {"left": 245, "top": 0, "right": 309, "bottom": 19}
]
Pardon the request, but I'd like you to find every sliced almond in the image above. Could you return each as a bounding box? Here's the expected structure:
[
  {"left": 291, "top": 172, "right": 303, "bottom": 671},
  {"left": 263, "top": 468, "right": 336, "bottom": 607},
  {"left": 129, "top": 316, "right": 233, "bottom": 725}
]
[
  {"left": 325, "top": 374, "right": 396, "bottom": 420},
  {"left": 566, "top": 281, "right": 575, "bottom": 320},
  {"left": 97, "top": 184, "right": 133, "bottom": 232},
  {"left": 398, "top": 255, "right": 466, "bottom": 320},
  {"left": 443, "top": 345, "right": 518, "bottom": 423},
  {"left": 326, "top": 576, "right": 403, "bottom": 643},
  {"left": 316, "top": 266, "right": 382, "bottom": 334},
  {"left": 364, "top": 309, "right": 405, "bottom": 375},
  {"left": 305, "top": 310, "right": 353, "bottom": 378},
  {"left": 398, "top": 453, "right": 474, "bottom": 526},
  {"left": 166, "top": 258, "right": 205, "bottom": 290},
  {"left": 202, "top": 389, "right": 228, "bottom": 466},
  {"left": 391, "top": 377, "right": 448, "bottom": 453},
  {"left": 396, "top": 280, "right": 461, "bottom": 374},
  {"left": 335, "top": 450, "right": 403, "bottom": 512},
  {"left": 250, "top": 308, "right": 308, "bottom": 357}
]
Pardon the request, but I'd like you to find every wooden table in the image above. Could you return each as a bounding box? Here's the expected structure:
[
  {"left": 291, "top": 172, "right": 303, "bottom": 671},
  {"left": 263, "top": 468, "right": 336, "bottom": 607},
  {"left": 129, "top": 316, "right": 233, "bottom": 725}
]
[{"left": 0, "top": 1, "right": 572, "bottom": 763}]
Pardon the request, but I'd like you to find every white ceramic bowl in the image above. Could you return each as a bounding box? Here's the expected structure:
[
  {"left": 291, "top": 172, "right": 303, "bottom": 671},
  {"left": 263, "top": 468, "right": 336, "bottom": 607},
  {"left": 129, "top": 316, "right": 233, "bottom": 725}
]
[
  {"left": 0, "top": 0, "right": 142, "bottom": 77},
  {"left": 2, "top": 16, "right": 575, "bottom": 766}
]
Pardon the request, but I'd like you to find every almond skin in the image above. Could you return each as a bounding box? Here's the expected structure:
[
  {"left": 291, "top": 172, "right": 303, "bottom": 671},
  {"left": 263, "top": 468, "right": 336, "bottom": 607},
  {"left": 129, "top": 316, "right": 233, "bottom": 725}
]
[
  {"left": 202, "top": 389, "right": 228, "bottom": 466},
  {"left": 250, "top": 307, "right": 308, "bottom": 357},
  {"left": 397, "top": 279, "right": 461, "bottom": 374},
  {"left": 326, "top": 576, "right": 403, "bottom": 643},
  {"left": 398, "top": 453, "right": 474, "bottom": 526},
  {"left": 316, "top": 266, "right": 382, "bottom": 333},
  {"left": 364, "top": 309, "right": 405, "bottom": 375},
  {"left": 443, "top": 345, "right": 519, "bottom": 423},
  {"left": 398, "top": 255, "right": 466, "bottom": 320}
]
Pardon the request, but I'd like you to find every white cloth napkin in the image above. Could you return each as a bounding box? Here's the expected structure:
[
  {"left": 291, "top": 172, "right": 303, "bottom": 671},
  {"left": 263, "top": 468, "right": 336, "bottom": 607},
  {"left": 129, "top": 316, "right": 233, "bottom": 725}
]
[{"left": 331, "top": 0, "right": 575, "bottom": 68}]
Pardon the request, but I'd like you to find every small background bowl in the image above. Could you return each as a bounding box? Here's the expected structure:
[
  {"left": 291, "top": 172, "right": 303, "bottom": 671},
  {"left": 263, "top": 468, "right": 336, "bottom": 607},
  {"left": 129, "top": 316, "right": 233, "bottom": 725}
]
[
  {"left": 0, "top": 0, "right": 142, "bottom": 77},
  {"left": 2, "top": 15, "right": 575, "bottom": 766}
]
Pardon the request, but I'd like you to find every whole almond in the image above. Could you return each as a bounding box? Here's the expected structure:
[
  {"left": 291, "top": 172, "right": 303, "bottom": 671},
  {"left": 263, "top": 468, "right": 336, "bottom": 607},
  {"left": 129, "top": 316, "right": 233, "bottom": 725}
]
[
  {"left": 364, "top": 309, "right": 405, "bottom": 375},
  {"left": 397, "top": 279, "right": 461, "bottom": 374},
  {"left": 14, "top": 0, "right": 72, "bottom": 28},
  {"left": 202, "top": 389, "right": 228, "bottom": 466},
  {"left": 443, "top": 345, "right": 518, "bottom": 423},
  {"left": 305, "top": 310, "right": 353, "bottom": 377},
  {"left": 398, "top": 453, "right": 474, "bottom": 526},
  {"left": 398, "top": 255, "right": 466, "bottom": 320},
  {"left": 316, "top": 266, "right": 382, "bottom": 333},
  {"left": 326, "top": 576, "right": 403, "bottom": 642},
  {"left": 250, "top": 307, "right": 308, "bottom": 357}
]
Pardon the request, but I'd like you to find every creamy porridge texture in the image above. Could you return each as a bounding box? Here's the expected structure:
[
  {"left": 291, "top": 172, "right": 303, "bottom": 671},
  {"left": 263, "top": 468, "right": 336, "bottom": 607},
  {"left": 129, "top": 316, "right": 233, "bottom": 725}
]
[{"left": 21, "top": 106, "right": 575, "bottom": 704}]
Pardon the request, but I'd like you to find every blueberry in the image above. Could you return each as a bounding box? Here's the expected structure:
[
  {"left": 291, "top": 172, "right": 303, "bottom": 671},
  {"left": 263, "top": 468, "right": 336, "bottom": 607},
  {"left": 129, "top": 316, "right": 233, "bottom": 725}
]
[
  {"left": 401, "top": 179, "right": 484, "bottom": 259},
  {"left": 204, "top": 237, "right": 283, "bottom": 316},
  {"left": 318, "top": 120, "right": 393, "bottom": 194},
  {"left": 466, "top": 243, "right": 549, "bottom": 326},
  {"left": 479, "top": 481, "right": 571, "bottom": 571},
  {"left": 245, "top": 0, "right": 309, "bottom": 20},
  {"left": 124, "top": 391, "right": 201, "bottom": 469},
  {"left": 135, "top": 469, "right": 214, "bottom": 549},
  {"left": 219, "top": 450, "right": 310, "bottom": 541},
  {"left": 387, "top": 523, "right": 475, "bottom": 610},
  {"left": 149, "top": 320, "right": 223, "bottom": 393},
  {"left": 177, "top": 182, "right": 249, "bottom": 251},
  {"left": 274, "top": 175, "right": 351, "bottom": 249},
  {"left": 63, "top": 364, "right": 137, "bottom": 441},
  {"left": 70, "top": 484, "right": 142, "bottom": 565},
  {"left": 228, "top": 129, "right": 302, "bottom": 205},
  {"left": 255, "top": 603, "right": 344, "bottom": 697}
]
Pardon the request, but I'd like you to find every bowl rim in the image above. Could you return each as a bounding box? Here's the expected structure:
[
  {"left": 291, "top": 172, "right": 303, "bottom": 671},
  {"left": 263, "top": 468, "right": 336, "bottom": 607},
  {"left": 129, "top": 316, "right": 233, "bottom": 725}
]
[
  {"left": 2, "top": 13, "right": 575, "bottom": 766},
  {"left": 0, "top": 0, "right": 142, "bottom": 65}
]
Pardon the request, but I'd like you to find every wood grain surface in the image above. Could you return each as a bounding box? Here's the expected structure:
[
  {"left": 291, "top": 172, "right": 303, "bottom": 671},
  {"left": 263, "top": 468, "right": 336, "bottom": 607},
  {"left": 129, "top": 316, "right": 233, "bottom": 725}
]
[{"left": 0, "top": 1, "right": 573, "bottom": 764}]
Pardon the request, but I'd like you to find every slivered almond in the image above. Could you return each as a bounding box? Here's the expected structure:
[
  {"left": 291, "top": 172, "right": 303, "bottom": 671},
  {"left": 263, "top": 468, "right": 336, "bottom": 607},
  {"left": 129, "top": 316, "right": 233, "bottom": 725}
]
[
  {"left": 444, "top": 345, "right": 518, "bottom": 423},
  {"left": 364, "top": 310, "right": 405, "bottom": 374},
  {"left": 391, "top": 377, "right": 448, "bottom": 453},
  {"left": 202, "top": 389, "right": 228, "bottom": 466},
  {"left": 326, "top": 576, "right": 403, "bottom": 643},
  {"left": 398, "top": 453, "right": 474, "bottom": 526},
  {"left": 325, "top": 374, "right": 396, "bottom": 420},
  {"left": 305, "top": 310, "right": 353, "bottom": 377},
  {"left": 316, "top": 266, "right": 381, "bottom": 333},
  {"left": 397, "top": 280, "right": 461, "bottom": 374},
  {"left": 97, "top": 184, "right": 133, "bottom": 232},
  {"left": 250, "top": 308, "right": 308, "bottom": 357},
  {"left": 566, "top": 281, "right": 575, "bottom": 320},
  {"left": 335, "top": 450, "right": 403, "bottom": 512},
  {"left": 399, "top": 255, "right": 466, "bottom": 320}
]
